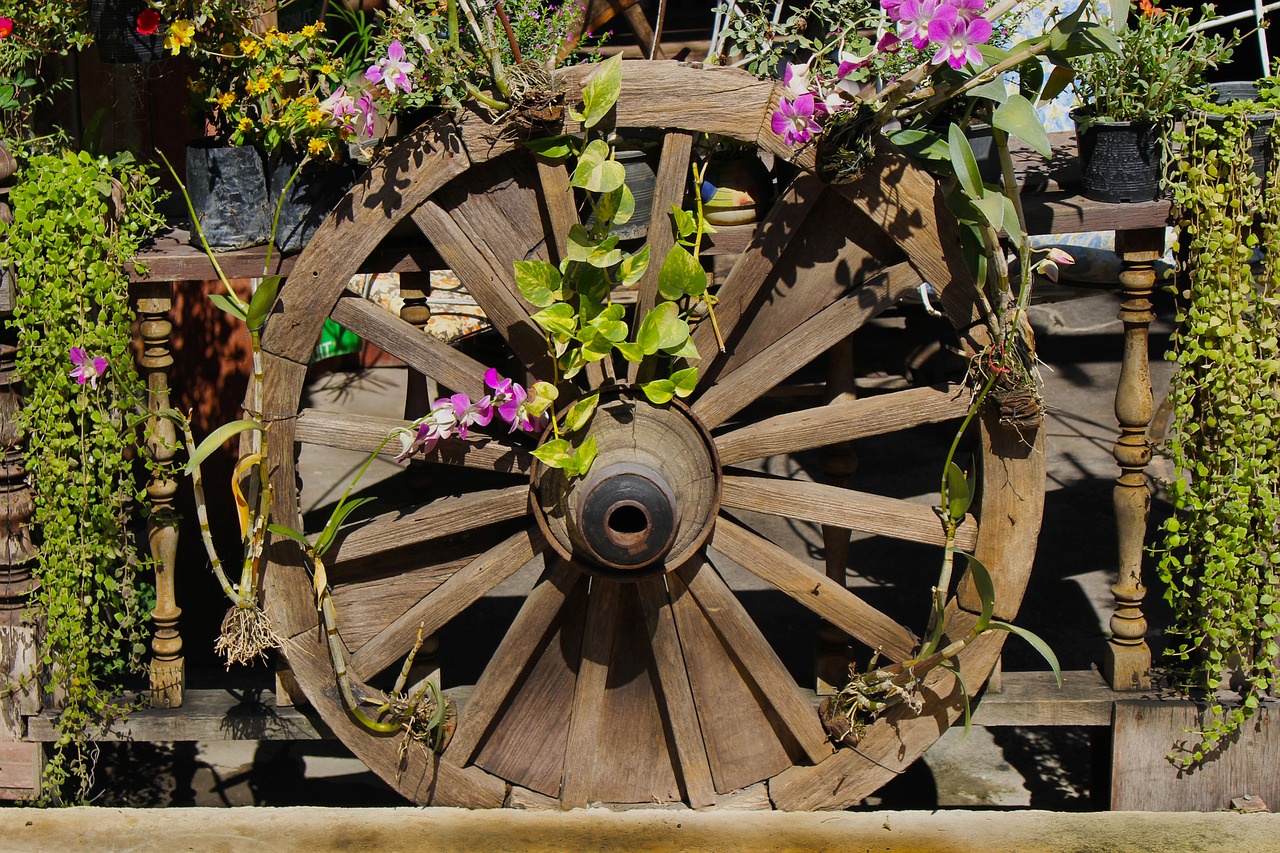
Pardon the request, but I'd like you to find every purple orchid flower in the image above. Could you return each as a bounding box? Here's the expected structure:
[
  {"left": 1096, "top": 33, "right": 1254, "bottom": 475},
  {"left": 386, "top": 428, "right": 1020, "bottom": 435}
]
[
  {"left": 484, "top": 368, "right": 544, "bottom": 434},
  {"left": 782, "top": 61, "right": 814, "bottom": 99},
  {"left": 898, "top": 0, "right": 957, "bottom": 50},
  {"left": 320, "top": 86, "right": 359, "bottom": 131},
  {"left": 365, "top": 40, "right": 417, "bottom": 95},
  {"left": 928, "top": 15, "right": 992, "bottom": 70},
  {"left": 771, "top": 93, "right": 822, "bottom": 147},
  {"left": 69, "top": 347, "right": 108, "bottom": 389},
  {"left": 881, "top": 0, "right": 906, "bottom": 21},
  {"left": 947, "top": 0, "right": 987, "bottom": 21},
  {"left": 355, "top": 91, "right": 377, "bottom": 138}
]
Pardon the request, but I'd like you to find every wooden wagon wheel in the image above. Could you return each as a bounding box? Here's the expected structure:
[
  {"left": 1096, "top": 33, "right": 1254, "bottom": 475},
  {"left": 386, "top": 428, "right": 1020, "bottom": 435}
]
[{"left": 257, "top": 61, "right": 1046, "bottom": 810}]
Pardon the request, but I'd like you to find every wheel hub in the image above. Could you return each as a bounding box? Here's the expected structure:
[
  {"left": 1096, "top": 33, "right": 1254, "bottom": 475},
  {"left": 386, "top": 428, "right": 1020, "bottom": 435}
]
[{"left": 532, "top": 393, "right": 721, "bottom": 579}]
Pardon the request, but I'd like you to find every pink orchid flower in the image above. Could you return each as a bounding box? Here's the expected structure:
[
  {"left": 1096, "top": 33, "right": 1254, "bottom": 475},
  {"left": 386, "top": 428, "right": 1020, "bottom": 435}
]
[
  {"left": 880, "top": 0, "right": 905, "bottom": 21},
  {"left": 355, "top": 91, "right": 377, "bottom": 138},
  {"left": 898, "top": 0, "right": 958, "bottom": 50},
  {"left": 319, "top": 86, "right": 359, "bottom": 131},
  {"left": 771, "top": 94, "right": 822, "bottom": 147},
  {"left": 947, "top": 0, "right": 987, "bottom": 21},
  {"left": 484, "top": 368, "right": 544, "bottom": 433},
  {"left": 928, "top": 15, "right": 992, "bottom": 70},
  {"left": 782, "top": 61, "right": 814, "bottom": 99},
  {"left": 365, "top": 40, "right": 416, "bottom": 95},
  {"left": 69, "top": 347, "right": 108, "bottom": 389}
]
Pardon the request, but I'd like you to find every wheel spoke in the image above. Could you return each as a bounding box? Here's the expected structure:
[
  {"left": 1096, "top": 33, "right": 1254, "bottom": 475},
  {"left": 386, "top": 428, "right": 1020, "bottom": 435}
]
[
  {"left": 714, "top": 384, "right": 969, "bottom": 466},
  {"left": 348, "top": 525, "right": 546, "bottom": 680},
  {"left": 296, "top": 409, "right": 533, "bottom": 476},
  {"left": 692, "top": 261, "right": 922, "bottom": 429},
  {"left": 635, "top": 577, "right": 716, "bottom": 808},
  {"left": 560, "top": 580, "right": 622, "bottom": 808},
  {"left": 720, "top": 473, "right": 977, "bottom": 552},
  {"left": 329, "top": 294, "right": 491, "bottom": 400},
  {"left": 328, "top": 484, "right": 530, "bottom": 566},
  {"left": 673, "top": 559, "right": 831, "bottom": 765},
  {"left": 533, "top": 155, "right": 578, "bottom": 265},
  {"left": 445, "top": 559, "right": 584, "bottom": 767},
  {"left": 710, "top": 515, "right": 919, "bottom": 662}
]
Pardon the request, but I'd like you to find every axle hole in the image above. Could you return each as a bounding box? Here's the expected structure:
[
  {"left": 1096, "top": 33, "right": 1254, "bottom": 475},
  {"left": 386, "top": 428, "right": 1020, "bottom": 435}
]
[{"left": 607, "top": 503, "right": 648, "bottom": 535}]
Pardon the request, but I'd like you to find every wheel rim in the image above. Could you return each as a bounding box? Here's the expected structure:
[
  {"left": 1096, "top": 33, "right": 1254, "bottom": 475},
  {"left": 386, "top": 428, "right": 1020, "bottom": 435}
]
[{"left": 257, "top": 61, "right": 1046, "bottom": 810}]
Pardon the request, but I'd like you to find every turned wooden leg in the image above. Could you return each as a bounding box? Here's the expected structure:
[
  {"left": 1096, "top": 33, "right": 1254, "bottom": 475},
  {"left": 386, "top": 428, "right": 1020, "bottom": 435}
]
[
  {"left": 136, "top": 282, "right": 184, "bottom": 707},
  {"left": 1104, "top": 228, "right": 1162, "bottom": 691}
]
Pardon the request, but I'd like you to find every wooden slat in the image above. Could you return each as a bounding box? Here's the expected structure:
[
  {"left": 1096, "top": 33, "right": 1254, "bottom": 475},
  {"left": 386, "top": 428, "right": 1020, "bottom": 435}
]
[
  {"left": 445, "top": 560, "right": 583, "bottom": 766},
  {"left": 715, "top": 384, "right": 969, "bottom": 466},
  {"left": 296, "top": 408, "right": 533, "bottom": 476},
  {"left": 349, "top": 527, "right": 545, "bottom": 680},
  {"left": 636, "top": 577, "right": 716, "bottom": 808},
  {"left": 970, "top": 669, "right": 1114, "bottom": 727},
  {"left": 689, "top": 174, "right": 825, "bottom": 372},
  {"left": 675, "top": 560, "right": 831, "bottom": 765},
  {"left": 328, "top": 295, "right": 490, "bottom": 399},
  {"left": 634, "top": 130, "right": 695, "bottom": 331},
  {"left": 720, "top": 474, "right": 978, "bottom": 552},
  {"left": 534, "top": 155, "right": 578, "bottom": 265},
  {"left": 666, "top": 568, "right": 795, "bottom": 794},
  {"left": 693, "top": 262, "right": 922, "bottom": 429},
  {"left": 711, "top": 516, "right": 918, "bottom": 662},
  {"left": 560, "top": 581, "right": 622, "bottom": 808},
  {"left": 329, "top": 485, "right": 530, "bottom": 565}
]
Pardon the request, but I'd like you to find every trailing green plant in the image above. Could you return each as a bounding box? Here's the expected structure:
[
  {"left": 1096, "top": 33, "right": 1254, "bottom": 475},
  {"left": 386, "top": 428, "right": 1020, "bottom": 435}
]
[
  {"left": 0, "top": 149, "right": 163, "bottom": 802},
  {"left": 1157, "top": 107, "right": 1280, "bottom": 769}
]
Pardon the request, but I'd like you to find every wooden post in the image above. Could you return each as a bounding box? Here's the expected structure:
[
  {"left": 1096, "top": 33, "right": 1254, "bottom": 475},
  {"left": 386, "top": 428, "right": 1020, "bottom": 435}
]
[
  {"left": 136, "top": 282, "right": 184, "bottom": 707},
  {"left": 1103, "top": 228, "right": 1162, "bottom": 691}
]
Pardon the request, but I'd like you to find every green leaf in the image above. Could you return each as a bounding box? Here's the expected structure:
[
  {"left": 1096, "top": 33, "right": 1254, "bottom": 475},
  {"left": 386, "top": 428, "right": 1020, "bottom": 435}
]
[
  {"left": 576, "top": 52, "right": 622, "bottom": 128},
  {"left": 671, "top": 204, "right": 697, "bottom": 238},
  {"left": 990, "top": 620, "right": 1063, "bottom": 687},
  {"left": 948, "top": 123, "right": 983, "bottom": 201},
  {"left": 973, "top": 192, "right": 1005, "bottom": 231},
  {"left": 566, "top": 223, "right": 622, "bottom": 268},
  {"left": 564, "top": 435, "right": 599, "bottom": 476},
  {"left": 670, "top": 367, "right": 698, "bottom": 397},
  {"left": 523, "top": 135, "right": 575, "bottom": 159},
  {"left": 945, "top": 461, "right": 972, "bottom": 521},
  {"left": 657, "top": 244, "right": 708, "bottom": 300},
  {"left": 963, "top": 551, "right": 996, "bottom": 632},
  {"left": 531, "top": 302, "right": 577, "bottom": 337},
  {"left": 640, "top": 379, "right": 676, "bottom": 404},
  {"left": 993, "top": 95, "right": 1052, "bottom": 159},
  {"left": 1109, "top": 0, "right": 1130, "bottom": 34},
  {"left": 944, "top": 660, "right": 973, "bottom": 743},
  {"left": 665, "top": 335, "right": 700, "bottom": 360},
  {"left": 564, "top": 393, "right": 599, "bottom": 432},
  {"left": 514, "top": 260, "right": 563, "bottom": 307},
  {"left": 570, "top": 140, "right": 626, "bottom": 193},
  {"left": 1039, "top": 65, "right": 1075, "bottom": 105},
  {"left": 615, "top": 341, "right": 646, "bottom": 362},
  {"left": 209, "top": 292, "right": 248, "bottom": 322},
  {"left": 247, "top": 275, "right": 282, "bottom": 331},
  {"left": 531, "top": 438, "right": 573, "bottom": 469},
  {"left": 617, "top": 244, "right": 650, "bottom": 286},
  {"left": 967, "top": 76, "right": 1010, "bottom": 104},
  {"left": 316, "top": 496, "right": 376, "bottom": 556},
  {"left": 1001, "top": 194, "right": 1023, "bottom": 245},
  {"left": 267, "top": 523, "right": 312, "bottom": 549},
  {"left": 650, "top": 301, "right": 688, "bottom": 350},
  {"left": 886, "top": 128, "right": 950, "bottom": 166},
  {"left": 185, "top": 419, "right": 262, "bottom": 474}
]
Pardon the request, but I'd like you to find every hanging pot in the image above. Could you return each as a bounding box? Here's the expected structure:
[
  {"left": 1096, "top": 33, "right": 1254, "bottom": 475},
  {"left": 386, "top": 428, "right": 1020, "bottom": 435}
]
[
  {"left": 267, "top": 149, "right": 360, "bottom": 254},
  {"left": 90, "top": 0, "right": 164, "bottom": 64},
  {"left": 1203, "top": 82, "right": 1277, "bottom": 191},
  {"left": 1073, "top": 110, "right": 1165, "bottom": 203},
  {"left": 185, "top": 142, "right": 270, "bottom": 251},
  {"left": 584, "top": 136, "right": 659, "bottom": 241}
]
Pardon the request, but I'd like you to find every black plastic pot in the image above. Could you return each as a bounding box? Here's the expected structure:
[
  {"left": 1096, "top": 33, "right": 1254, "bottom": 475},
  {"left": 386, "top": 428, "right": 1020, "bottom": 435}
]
[
  {"left": 1204, "top": 82, "right": 1277, "bottom": 189},
  {"left": 90, "top": 0, "right": 164, "bottom": 64},
  {"left": 267, "top": 150, "right": 359, "bottom": 254},
  {"left": 1073, "top": 112, "right": 1165, "bottom": 203},
  {"left": 185, "top": 143, "right": 270, "bottom": 251}
]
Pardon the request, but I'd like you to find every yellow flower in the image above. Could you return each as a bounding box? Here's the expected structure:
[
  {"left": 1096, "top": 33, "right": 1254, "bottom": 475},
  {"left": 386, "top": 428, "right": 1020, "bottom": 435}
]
[
  {"left": 238, "top": 117, "right": 253, "bottom": 133},
  {"left": 216, "top": 91, "right": 235, "bottom": 110},
  {"left": 187, "top": 79, "right": 207, "bottom": 94},
  {"left": 320, "top": 63, "right": 334, "bottom": 75},
  {"left": 270, "top": 66, "right": 284, "bottom": 82},
  {"left": 306, "top": 108, "right": 324, "bottom": 127},
  {"left": 264, "top": 27, "right": 281, "bottom": 47},
  {"left": 313, "top": 21, "right": 326, "bottom": 32},
  {"left": 247, "top": 77, "right": 270, "bottom": 96},
  {"left": 239, "top": 36, "right": 261, "bottom": 59},
  {"left": 301, "top": 24, "right": 317, "bottom": 38},
  {"left": 307, "top": 138, "right": 327, "bottom": 156},
  {"left": 165, "top": 19, "right": 195, "bottom": 55}
]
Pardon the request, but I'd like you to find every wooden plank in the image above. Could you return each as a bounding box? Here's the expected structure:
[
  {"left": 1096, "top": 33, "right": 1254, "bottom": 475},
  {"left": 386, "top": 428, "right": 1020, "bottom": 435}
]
[
  {"left": 715, "top": 384, "right": 969, "bottom": 466},
  {"left": 0, "top": 741, "right": 37, "bottom": 794},
  {"left": 676, "top": 560, "right": 831, "bottom": 766},
  {"left": 560, "top": 581, "right": 623, "bottom": 808},
  {"left": 636, "top": 577, "right": 716, "bottom": 808},
  {"left": 720, "top": 474, "right": 978, "bottom": 552},
  {"left": 666, "top": 568, "right": 795, "bottom": 794},
  {"left": 296, "top": 408, "right": 533, "bottom": 476},
  {"left": 349, "top": 527, "right": 545, "bottom": 680},
  {"left": 473, "top": 571, "right": 588, "bottom": 797},
  {"left": 971, "top": 670, "right": 1115, "bottom": 727},
  {"left": 328, "top": 485, "right": 530, "bottom": 565},
  {"left": 445, "top": 560, "right": 582, "bottom": 766},
  {"left": 711, "top": 516, "right": 918, "bottom": 663},
  {"left": 634, "top": 130, "right": 695, "bottom": 329},
  {"left": 1112, "top": 700, "right": 1280, "bottom": 811},
  {"left": 692, "top": 262, "right": 921, "bottom": 429},
  {"left": 534, "top": 156, "right": 578, "bottom": 265},
  {"left": 329, "top": 295, "right": 490, "bottom": 400}
]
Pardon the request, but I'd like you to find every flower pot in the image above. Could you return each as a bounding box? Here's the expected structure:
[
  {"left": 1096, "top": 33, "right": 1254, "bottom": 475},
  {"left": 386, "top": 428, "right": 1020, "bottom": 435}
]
[
  {"left": 1073, "top": 112, "right": 1165, "bottom": 203},
  {"left": 90, "top": 0, "right": 164, "bottom": 64},
  {"left": 185, "top": 142, "right": 270, "bottom": 251},
  {"left": 267, "top": 150, "right": 360, "bottom": 254},
  {"left": 1203, "top": 82, "right": 1277, "bottom": 190},
  {"left": 583, "top": 136, "right": 659, "bottom": 241},
  {"left": 701, "top": 150, "right": 772, "bottom": 226}
]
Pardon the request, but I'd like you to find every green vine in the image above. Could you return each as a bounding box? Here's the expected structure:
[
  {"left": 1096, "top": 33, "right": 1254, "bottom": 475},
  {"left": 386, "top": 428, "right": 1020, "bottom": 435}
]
[
  {"left": 0, "top": 149, "right": 164, "bottom": 802},
  {"left": 1158, "top": 104, "right": 1280, "bottom": 768}
]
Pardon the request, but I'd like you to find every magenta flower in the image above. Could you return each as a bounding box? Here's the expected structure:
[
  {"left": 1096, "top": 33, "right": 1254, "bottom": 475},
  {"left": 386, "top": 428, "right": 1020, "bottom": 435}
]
[
  {"left": 898, "top": 0, "right": 957, "bottom": 50},
  {"left": 365, "top": 40, "right": 416, "bottom": 95},
  {"left": 69, "top": 347, "right": 108, "bottom": 389},
  {"left": 947, "top": 0, "right": 986, "bottom": 21},
  {"left": 771, "top": 94, "right": 822, "bottom": 147},
  {"left": 319, "top": 86, "right": 359, "bottom": 131},
  {"left": 928, "top": 15, "right": 992, "bottom": 70},
  {"left": 355, "top": 91, "right": 377, "bottom": 138},
  {"left": 880, "top": 0, "right": 905, "bottom": 21},
  {"left": 782, "top": 61, "right": 814, "bottom": 99},
  {"left": 484, "top": 368, "right": 544, "bottom": 434},
  {"left": 0, "top": 17, "right": 13, "bottom": 39}
]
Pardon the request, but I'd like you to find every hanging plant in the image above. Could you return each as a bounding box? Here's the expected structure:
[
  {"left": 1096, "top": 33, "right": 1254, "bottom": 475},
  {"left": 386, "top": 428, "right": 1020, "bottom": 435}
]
[
  {"left": 0, "top": 149, "right": 164, "bottom": 802},
  {"left": 1158, "top": 106, "right": 1280, "bottom": 768}
]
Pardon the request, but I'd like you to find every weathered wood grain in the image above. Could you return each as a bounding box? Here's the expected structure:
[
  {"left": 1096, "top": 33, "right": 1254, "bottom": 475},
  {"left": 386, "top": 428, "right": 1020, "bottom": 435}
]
[
  {"left": 714, "top": 384, "right": 969, "bottom": 466},
  {"left": 560, "top": 581, "right": 622, "bottom": 808},
  {"left": 534, "top": 155, "right": 579, "bottom": 266},
  {"left": 349, "top": 527, "right": 546, "bottom": 680},
  {"left": 720, "top": 474, "right": 978, "bottom": 552},
  {"left": 634, "top": 130, "right": 695, "bottom": 333}
]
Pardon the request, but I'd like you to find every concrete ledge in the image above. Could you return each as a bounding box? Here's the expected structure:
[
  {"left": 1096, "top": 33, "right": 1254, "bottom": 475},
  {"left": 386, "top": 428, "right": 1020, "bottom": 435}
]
[{"left": 0, "top": 807, "right": 1275, "bottom": 852}]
